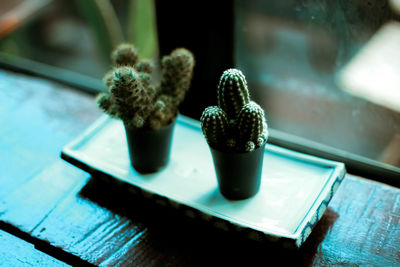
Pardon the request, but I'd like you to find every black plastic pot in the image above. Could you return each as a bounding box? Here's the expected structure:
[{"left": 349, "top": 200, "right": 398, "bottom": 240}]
[
  {"left": 124, "top": 120, "right": 175, "bottom": 173},
  {"left": 210, "top": 143, "right": 266, "bottom": 200}
]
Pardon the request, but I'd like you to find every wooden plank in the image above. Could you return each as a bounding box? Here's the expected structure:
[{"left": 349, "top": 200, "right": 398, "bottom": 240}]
[
  {"left": 0, "top": 229, "right": 69, "bottom": 266},
  {"left": 29, "top": 173, "right": 400, "bottom": 266},
  {"left": 103, "top": 174, "right": 400, "bottom": 267},
  {"left": 0, "top": 69, "right": 101, "bottom": 200},
  {"left": 0, "top": 69, "right": 101, "bottom": 263},
  {"left": 310, "top": 174, "right": 400, "bottom": 266},
  {"left": 0, "top": 160, "right": 89, "bottom": 233},
  {"left": 30, "top": 175, "right": 148, "bottom": 265},
  {"left": 26, "top": 171, "right": 399, "bottom": 266},
  {"left": 30, "top": 174, "right": 284, "bottom": 266}
]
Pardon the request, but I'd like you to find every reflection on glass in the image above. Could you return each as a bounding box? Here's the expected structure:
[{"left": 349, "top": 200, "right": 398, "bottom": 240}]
[{"left": 235, "top": 0, "right": 400, "bottom": 167}]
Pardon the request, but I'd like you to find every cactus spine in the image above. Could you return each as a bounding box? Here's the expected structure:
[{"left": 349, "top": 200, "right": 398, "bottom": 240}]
[
  {"left": 201, "top": 69, "right": 268, "bottom": 152},
  {"left": 97, "top": 43, "right": 195, "bottom": 130}
]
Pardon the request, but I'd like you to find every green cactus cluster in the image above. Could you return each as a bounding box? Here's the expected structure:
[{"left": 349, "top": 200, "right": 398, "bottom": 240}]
[
  {"left": 97, "top": 43, "right": 195, "bottom": 130},
  {"left": 201, "top": 69, "right": 268, "bottom": 152}
]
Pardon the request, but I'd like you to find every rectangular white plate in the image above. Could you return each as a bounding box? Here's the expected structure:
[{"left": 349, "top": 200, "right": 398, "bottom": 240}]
[{"left": 61, "top": 114, "right": 345, "bottom": 248}]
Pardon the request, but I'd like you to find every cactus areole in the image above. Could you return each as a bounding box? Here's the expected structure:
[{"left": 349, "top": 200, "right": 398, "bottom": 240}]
[
  {"left": 97, "top": 43, "right": 194, "bottom": 172},
  {"left": 201, "top": 68, "right": 268, "bottom": 200}
]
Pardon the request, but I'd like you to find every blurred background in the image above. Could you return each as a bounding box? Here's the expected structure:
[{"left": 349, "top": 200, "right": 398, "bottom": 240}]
[
  {"left": 1, "top": 0, "right": 399, "bottom": 169},
  {"left": 235, "top": 0, "right": 400, "bottom": 168},
  {"left": 0, "top": 0, "right": 157, "bottom": 78},
  {"left": 235, "top": 0, "right": 400, "bottom": 169}
]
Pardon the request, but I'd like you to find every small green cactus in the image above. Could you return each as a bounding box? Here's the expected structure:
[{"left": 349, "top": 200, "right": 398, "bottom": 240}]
[
  {"left": 110, "top": 66, "right": 155, "bottom": 128},
  {"left": 237, "top": 101, "right": 265, "bottom": 150},
  {"left": 200, "top": 106, "right": 229, "bottom": 149},
  {"left": 201, "top": 69, "right": 268, "bottom": 152},
  {"left": 97, "top": 43, "right": 195, "bottom": 130}
]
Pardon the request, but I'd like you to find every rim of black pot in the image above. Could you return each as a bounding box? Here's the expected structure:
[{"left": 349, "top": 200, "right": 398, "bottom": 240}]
[
  {"left": 124, "top": 115, "right": 177, "bottom": 132},
  {"left": 208, "top": 140, "right": 267, "bottom": 154}
]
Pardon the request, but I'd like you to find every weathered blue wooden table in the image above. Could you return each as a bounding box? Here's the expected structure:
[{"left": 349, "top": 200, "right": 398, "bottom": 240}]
[{"left": 0, "top": 69, "right": 399, "bottom": 266}]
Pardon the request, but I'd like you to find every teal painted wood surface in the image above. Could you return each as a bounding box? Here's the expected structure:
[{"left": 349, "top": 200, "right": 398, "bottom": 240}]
[
  {"left": 0, "top": 69, "right": 399, "bottom": 266},
  {"left": 0, "top": 69, "right": 101, "bottom": 201},
  {"left": 0, "top": 229, "right": 69, "bottom": 266}
]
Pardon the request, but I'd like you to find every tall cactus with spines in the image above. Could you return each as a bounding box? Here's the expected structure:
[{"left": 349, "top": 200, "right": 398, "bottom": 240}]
[
  {"left": 217, "top": 68, "right": 250, "bottom": 122},
  {"left": 144, "top": 48, "right": 195, "bottom": 129},
  {"left": 110, "top": 66, "right": 155, "bottom": 128},
  {"left": 201, "top": 68, "right": 268, "bottom": 152},
  {"left": 160, "top": 48, "right": 196, "bottom": 106},
  {"left": 97, "top": 43, "right": 195, "bottom": 130}
]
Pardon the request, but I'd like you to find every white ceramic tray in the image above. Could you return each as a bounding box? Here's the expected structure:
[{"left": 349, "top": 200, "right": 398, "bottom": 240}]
[{"left": 61, "top": 115, "right": 346, "bottom": 248}]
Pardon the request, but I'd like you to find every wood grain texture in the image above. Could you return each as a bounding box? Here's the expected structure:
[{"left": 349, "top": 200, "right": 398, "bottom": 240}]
[
  {"left": 0, "top": 229, "right": 69, "bottom": 266},
  {"left": 312, "top": 175, "right": 400, "bottom": 266},
  {"left": 0, "top": 69, "right": 101, "bottom": 200},
  {"left": 30, "top": 175, "right": 302, "bottom": 266},
  {"left": 28, "top": 173, "right": 400, "bottom": 266},
  {"left": 0, "top": 161, "right": 89, "bottom": 233},
  {"left": 30, "top": 176, "right": 144, "bottom": 265},
  {"left": 1, "top": 69, "right": 399, "bottom": 266}
]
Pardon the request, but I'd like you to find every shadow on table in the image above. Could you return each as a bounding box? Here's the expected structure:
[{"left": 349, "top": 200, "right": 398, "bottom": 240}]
[{"left": 79, "top": 175, "right": 338, "bottom": 266}]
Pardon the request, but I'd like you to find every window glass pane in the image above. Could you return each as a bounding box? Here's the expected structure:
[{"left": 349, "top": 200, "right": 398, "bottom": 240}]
[
  {"left": 0, "top": 0, "right": 157, "bottom": 79},
  {"left": 235, "top": 0, "right": 400, "bottom": 167}
]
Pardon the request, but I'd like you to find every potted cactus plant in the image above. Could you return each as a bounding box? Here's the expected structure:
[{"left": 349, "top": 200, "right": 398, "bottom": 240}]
[
  {"left": 97, "top": 43, "right": 195, "bottom": 172},
  {"left": 200, "top": 68, "right": 268, "bottom": 200}
]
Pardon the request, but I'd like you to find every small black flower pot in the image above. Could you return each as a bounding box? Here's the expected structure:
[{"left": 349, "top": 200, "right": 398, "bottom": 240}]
[
  {"left": 209, "top": 143, "right": 266, "bottom": 200},
  {"left": 124, "top": 120, "right": 175, "bottom": 173}
]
